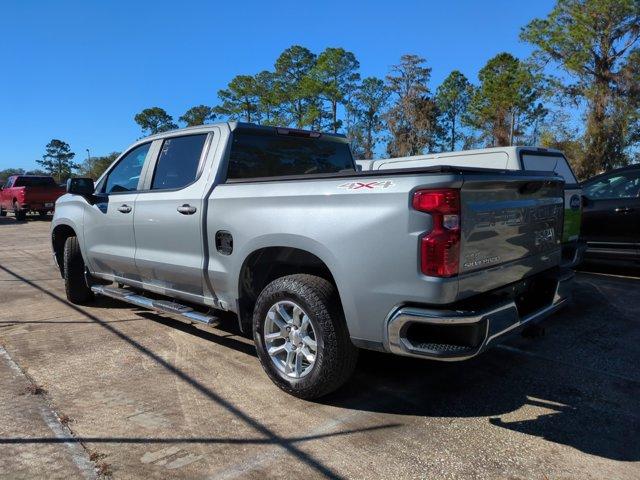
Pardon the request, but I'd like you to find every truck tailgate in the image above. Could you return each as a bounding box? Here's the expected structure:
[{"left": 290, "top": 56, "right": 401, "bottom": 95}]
[
  {"left": 22, "top": 186, "right": 65, "bottom": 203},
  {"left": 460, "top": 174, "right": 564, "bottom": 275}
]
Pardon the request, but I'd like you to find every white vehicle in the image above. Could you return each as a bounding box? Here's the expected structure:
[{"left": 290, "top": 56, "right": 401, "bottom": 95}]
[{"left": 357, "top": 146, "right": 585, "bottom": 267}]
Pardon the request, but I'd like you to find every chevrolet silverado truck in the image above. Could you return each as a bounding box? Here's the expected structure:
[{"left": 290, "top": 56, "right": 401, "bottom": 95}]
[
  {"left": 51, "top": 123, "right": 573, "bottom": 399},
  {"left": 1, "top": 175, "right": 65, "bottom": 220},
  {"left": 357, "top": 147, "right": 586, "bottom": 268}
]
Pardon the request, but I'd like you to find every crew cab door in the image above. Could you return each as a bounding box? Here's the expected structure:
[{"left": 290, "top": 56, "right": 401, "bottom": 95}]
[
  {"left": 83, "top": 142, "right": 153, "bottom": 279},
  {"left": 133, "top": 132, "right": 216, "bottom": 303},
  {"left": 582, "top": 168, "right": 640, "bottom": 258}
]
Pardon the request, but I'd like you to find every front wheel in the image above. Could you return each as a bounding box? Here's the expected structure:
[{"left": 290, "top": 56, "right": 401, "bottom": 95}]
[
  {"left": 253, "top": 274, "right": 358, "bottom": 399},
  {"left": 63, "top": 236, "right": 94, "bottom": 304}
]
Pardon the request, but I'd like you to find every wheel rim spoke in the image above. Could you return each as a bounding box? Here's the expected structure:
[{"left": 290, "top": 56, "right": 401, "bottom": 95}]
[
  {"left": 264, "top": 331, "right": 285, "bottom": 341},
  {"left": 300, "top": 346, "right": 315, "bottom": 363},
  {"left": 300, "top": 314, "right": 310, "bottom": 331},
  {"left": 285, "top": 349, "right": 296, "bottom": 374},
  {"left": 292, "top": 306, "right": 304, "bottom": 327},
  {"left": 268, "top": 309, "right": 287, "bottom": 330},
  {"left": 302, "top": 335, "right": 317, "bottom": 351},
  {"left": 294, "top": 351, "right": 304, "bottom": 377},
  {"left": 277, "top": 304, "right": 292, "bottom": 324},
  {"left": 268, "top": 344, "right": 287, "bottom": 356}
]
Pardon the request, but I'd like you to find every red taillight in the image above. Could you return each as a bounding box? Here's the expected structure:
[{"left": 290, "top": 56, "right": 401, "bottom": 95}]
[{"left": 413, "top": 189, "right": 460, "bottom": 277}]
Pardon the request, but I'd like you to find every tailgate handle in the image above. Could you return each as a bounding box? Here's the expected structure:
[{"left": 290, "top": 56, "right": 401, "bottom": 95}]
[{"left": 519, "top": 181, "right": 544, "bottom": 194}]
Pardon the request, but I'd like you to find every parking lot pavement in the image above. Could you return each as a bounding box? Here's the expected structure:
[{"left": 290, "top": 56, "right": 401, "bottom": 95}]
[{"left": 0, "top": 218, "right": 639, "bottom": 479}]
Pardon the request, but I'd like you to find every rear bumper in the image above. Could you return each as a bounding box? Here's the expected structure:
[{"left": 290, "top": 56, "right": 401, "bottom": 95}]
[
  {"left": 385, "top": 268, "right": 574, "bottom": 361},
  {"left": 19, "top": 202, "right": 55, "bottom": 211},
  {"left": 561, "top": 239, "right": 586, "bottom": 268}
]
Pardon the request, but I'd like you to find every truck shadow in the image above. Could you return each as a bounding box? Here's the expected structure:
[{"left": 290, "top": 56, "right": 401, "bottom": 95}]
[
  {"left": 320, "top": 279, "right": 640, "bottom": 462},
  {"left": 0, "top": 214, "right": 52, "bottom": 225},
  {"left": 0, "top": 216, "right": 27, "bottom": 225}
]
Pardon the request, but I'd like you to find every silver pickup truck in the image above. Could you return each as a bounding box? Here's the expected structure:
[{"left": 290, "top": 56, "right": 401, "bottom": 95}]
[{"left": 52, "top": 122, "right": 573, "bottom": 399}]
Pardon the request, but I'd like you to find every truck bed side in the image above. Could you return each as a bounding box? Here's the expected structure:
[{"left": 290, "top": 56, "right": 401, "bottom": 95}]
[{"left": 206, "top": 169, "right": 563, "bottom": 344}]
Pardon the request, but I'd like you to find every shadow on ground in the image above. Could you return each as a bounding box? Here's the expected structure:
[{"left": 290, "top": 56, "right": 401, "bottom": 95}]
[{"left": 319, "top": 278, "right": 640, "bottom": 462}]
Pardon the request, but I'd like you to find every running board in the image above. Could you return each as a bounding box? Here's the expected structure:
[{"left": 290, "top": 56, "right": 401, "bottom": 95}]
[{"left": 91, "top": 285, "right": 220, "bottom": 326}]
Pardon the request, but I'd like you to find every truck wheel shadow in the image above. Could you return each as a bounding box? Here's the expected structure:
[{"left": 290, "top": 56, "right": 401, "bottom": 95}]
[{"left": 320, "top": 279, "right": 640, "bottom": 462}]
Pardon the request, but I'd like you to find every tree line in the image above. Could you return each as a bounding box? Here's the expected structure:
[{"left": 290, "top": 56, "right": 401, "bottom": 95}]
[
  {"left": 132, "top": 0, "right": 640, "bottom": 179},
  {"left": 5, "top": 0, "right": 637, "bottom": 183}
]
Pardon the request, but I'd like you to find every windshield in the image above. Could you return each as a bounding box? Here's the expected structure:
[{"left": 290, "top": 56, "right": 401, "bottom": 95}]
[
  {"left": 521, "top": 153, "right": 578, "bottom": 185},
  {"left": 14, "top": 176, "right": 56, "bottom": 187}
]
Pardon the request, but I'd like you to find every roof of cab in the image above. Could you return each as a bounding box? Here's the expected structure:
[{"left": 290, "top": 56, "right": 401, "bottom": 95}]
[{"left": 139, "top": 122, "right": 348, "bottom": 143}]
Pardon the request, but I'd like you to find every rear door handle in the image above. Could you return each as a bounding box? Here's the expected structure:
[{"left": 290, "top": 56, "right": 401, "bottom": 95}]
[
  {"left": 117, "top": 204, "right": 132, "bottom": 214},
  {"left": 614, "top": 207, "right": 633, "bottom": 213},
  {"left": 177, "top": 204, "right": 197, "bottom": 215}
]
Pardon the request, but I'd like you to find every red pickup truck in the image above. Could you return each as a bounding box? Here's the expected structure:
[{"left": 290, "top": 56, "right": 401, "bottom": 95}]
[{"left": 0, "top": 175, "right": 66, "bottom": 220}]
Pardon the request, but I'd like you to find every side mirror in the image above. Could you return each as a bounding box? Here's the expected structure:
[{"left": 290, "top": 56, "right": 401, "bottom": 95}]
[{"left": 67, "top": 177, "right": 95, "bottom": 196}]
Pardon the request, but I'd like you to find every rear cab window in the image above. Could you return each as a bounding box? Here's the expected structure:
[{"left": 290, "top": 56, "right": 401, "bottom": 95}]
[
  {"left": 226, "top": 128, "right": 355, "bottom": 180},
  {"left": 14, "top": 177, "right": 56, "bottom": 187},
  {"left": 520, "top": 151, "right": 578, "bottom": 186}
]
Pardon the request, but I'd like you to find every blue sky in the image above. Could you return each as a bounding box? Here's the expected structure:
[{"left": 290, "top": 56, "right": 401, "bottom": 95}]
[{"left": 0, "top": 0, "right": 557, "bottom": 170}]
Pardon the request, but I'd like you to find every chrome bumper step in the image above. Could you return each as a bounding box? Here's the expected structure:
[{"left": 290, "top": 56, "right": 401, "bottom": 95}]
[{"left": 91, "top": 285, "right": 219, "bottom": 326}]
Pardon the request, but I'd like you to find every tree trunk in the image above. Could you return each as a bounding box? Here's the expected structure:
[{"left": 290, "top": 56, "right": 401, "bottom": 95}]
[
  {"left": 451, "top": 116, "right": 456, "bottom": 151},
  {"left": 509, "top": 109, "right": 516, "bottom": 146},
  {"left": 366, "top": 123, "right": 373, "bottom": 159}
]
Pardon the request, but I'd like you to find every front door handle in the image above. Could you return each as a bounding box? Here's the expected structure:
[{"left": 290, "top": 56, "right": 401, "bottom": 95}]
[
  {"left": 177, "top": 204, "right": 197, "bottom": 215},
  {"left": 614, "top": 207, "right": 633, "bottom": 213},
  {"left": 117, "top": 204, "right": 132, "bottom": 214}
]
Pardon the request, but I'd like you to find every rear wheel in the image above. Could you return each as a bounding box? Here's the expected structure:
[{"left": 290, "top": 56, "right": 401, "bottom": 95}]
[
  {"left": 13, "top": 202, "right": 26, "bottom": 221},
  {"left": 0, "top": 206, "right": 6, "bottom": 217},
  {"left": 253, "top": 274, "right": 358, "bottom": 399},
  {"left": 63, "top": 236, "right": 94, "bottom": 304},
  {"left": 38, "top": 210, "right": 48, "bottom": 219}
]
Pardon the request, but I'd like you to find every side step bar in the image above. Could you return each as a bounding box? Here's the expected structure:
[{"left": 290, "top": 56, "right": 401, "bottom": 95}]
[{"left": 91, "top": 285, "right": 219, "bottom": 326}]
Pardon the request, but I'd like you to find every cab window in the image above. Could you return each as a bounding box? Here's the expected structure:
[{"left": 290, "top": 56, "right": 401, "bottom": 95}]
[
  {"left": 583, "top": 170, "right": 640, "bottom": 200},
  {"left": 150, "top": 134, "right": 208, "bottom": 190},
  {"left": 103, "top": 143, "right": 151, "bottom": 194}
]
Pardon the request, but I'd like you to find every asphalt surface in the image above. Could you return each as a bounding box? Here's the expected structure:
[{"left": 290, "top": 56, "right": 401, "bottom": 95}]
[{"left": 0, "top": 216, "right": 639, "bottom": 479}]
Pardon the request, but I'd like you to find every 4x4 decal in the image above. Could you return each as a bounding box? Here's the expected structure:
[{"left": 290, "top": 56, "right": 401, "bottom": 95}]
[{"left": 338, "top": 180, "right": 395, "bottom": 190}]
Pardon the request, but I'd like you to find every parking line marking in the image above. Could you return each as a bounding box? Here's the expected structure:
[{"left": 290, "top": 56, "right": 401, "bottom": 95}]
[{"left": 0, "top": 346, "right": 97, "bottom": 480}]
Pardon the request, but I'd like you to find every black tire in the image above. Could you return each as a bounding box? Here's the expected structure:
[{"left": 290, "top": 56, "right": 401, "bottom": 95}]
[
  {"left": 63, "top": 236, "right": 94, "bottom": 304},
  {"left": 13, "top": 202, "right": 26, "bottom": 221},
  {"left": 253, "top": 274, "right": 358, "bottom": 399},
  {"left": 38, "top": 210, "right": 48, "bottom": 219},
  {"left": 0, "top": 206, "right": 6, "bottom": 217}
]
